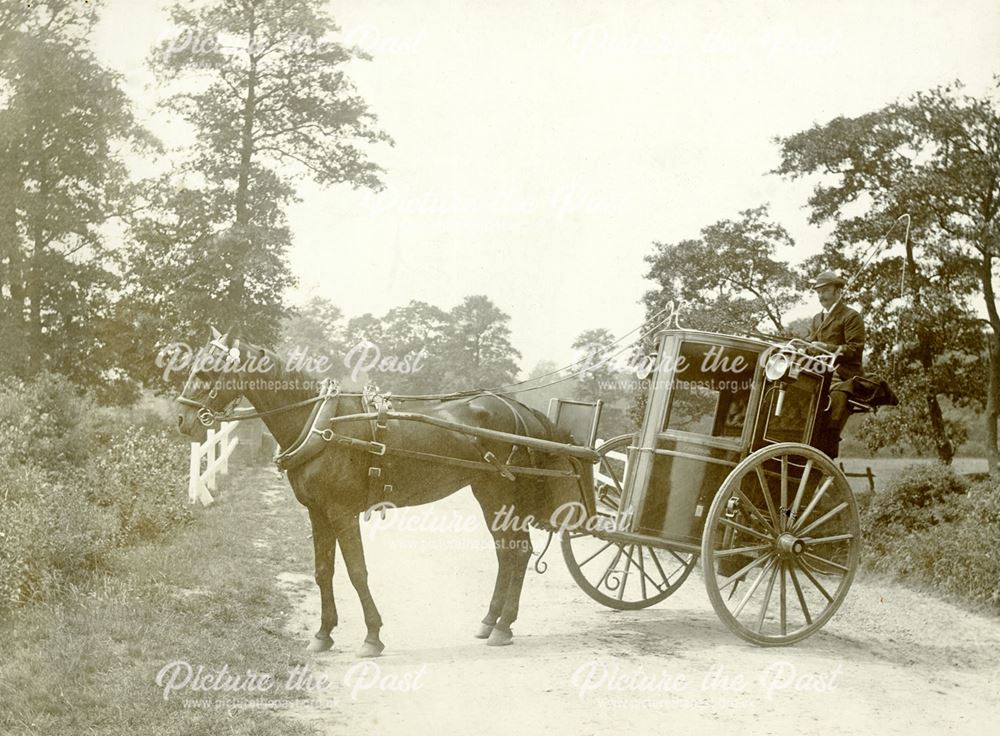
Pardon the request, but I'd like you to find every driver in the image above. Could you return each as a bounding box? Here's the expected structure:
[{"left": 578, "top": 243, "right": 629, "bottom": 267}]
[{"left": 807, "top": 270, "right": 865, "bottom": 455}]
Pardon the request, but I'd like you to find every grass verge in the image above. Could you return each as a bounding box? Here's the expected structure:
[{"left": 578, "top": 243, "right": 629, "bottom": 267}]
[{"left": 0, "top": 467, "right": 320, "bottom": 736}]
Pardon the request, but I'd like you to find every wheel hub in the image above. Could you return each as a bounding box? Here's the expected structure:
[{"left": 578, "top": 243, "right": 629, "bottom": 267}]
[{"left": 776, "top": 533, "right": 805, "bottom": 558}]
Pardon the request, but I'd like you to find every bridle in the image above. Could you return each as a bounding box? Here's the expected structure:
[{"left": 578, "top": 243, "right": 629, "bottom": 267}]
[{"left": 177, "top": 336, "right": 326, "bottom": 427}]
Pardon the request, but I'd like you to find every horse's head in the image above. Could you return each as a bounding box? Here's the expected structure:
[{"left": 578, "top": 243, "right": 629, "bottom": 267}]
[{"left": 176, "top": 326, "right": 256, "bottom": 440}]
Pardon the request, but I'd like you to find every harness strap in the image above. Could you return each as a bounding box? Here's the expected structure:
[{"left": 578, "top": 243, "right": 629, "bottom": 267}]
[
  {"left": 274, "top": 379, "right": 340, "bottom": 470},
  {"left": 361, "top": 385, "right": 394, "bottom": 518}
]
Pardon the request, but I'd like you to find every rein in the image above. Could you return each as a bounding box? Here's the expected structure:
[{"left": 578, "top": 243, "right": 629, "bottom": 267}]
[{"left": 177, "top": 392, "right": 328, "bottom": 426}]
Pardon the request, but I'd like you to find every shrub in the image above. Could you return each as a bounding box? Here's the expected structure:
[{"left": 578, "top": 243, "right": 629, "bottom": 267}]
[
  {"left": 0, "top": 375, "right": 191, "bottom": 615},
  {"left": 0, "top": 373, "right": 98, "bottom": 471},
  {"left": 862, "top": 466, "right": 1000, "bottom": 610},
  {"left": 862, "top": 463, "right": 967, "bottom": 540},
  {"left": 0, "top": 465, "right": 118, "bottom": 611},
  {"left": 82, "top": 428, "right": 192, "bottom": 543}
]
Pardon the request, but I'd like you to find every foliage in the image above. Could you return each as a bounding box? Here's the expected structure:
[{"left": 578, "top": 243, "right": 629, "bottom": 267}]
[
  {"left": 0, "top": 375, "right": 190, "bottom": 614},
  {"left": 774, "top": 80, "right": 1000, "bottom": 470},
  {"left": 862, "top": 463, "right": 968, "bottom": 537},
  {"left": 862, "top": 467, "right": 1000, "bottom": 609},
  {"left": 439, "top": 295, "right": 521, "bottom": 389},
  {"left": 643, "top": 205, "right": 803, "bottom": 335},
  {"left": 123, "top": 0, "right": 391, "bottom": 390},
  {"left": 0, "top": 0, "right": 148, "bottom": 392}
]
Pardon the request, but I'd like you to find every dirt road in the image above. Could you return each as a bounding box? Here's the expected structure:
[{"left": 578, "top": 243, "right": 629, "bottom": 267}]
[{"left": 258, "top": 475, "right": 1000, "bottom": 736}]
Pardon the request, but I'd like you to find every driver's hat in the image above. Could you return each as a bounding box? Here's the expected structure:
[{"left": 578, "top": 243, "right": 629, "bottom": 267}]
[{"left": 811, "top": 269, "right": 847, "bottom": 290}]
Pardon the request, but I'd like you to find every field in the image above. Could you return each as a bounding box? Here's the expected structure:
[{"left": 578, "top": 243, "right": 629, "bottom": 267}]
[{"left": 838, "top": 456, "right": 988, "bottom": 494}]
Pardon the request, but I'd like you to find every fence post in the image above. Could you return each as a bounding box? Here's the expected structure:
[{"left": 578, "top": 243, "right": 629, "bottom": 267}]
[
  {"left": 205, "top": 427, "right": 217, "bottom": 491},
  {"left": 188, "top": 442, "right": 200, "bottom": 504},
  {"left": 219, "top": 422, "right": 233, "bottom": 475}
]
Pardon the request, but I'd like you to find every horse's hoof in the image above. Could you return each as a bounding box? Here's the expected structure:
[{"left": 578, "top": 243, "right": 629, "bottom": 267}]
[
  {"left": 358, "top": 640, "right": 385, "bottom": 658},
  {"left": 306, "top": 634, "right": 333, "bottom": 653},
  {"left": 486, "top": 627, "right": 513, "bottom": 647},
  {"left": 474, "top": 623, "right": 494, "bottom": 639}
]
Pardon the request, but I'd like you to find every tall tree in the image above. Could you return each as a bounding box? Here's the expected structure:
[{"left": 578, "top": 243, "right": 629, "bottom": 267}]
[
  {"left": 441, "top": 296, "right": 521, "bottom": 389},
  {"left": 278, "top": 295, "right": 345, "bottom": 376},
  {"left": 571, "top": 328, "right": 629, "bottom": 404},
  {"left": 126, "top": 0, "right": 391, "bottom": 387},
  {"left": 643, "top": 205, "right": 802, "bottom": 336},
  {"left": 0, "top": 0, "right": 145, "bottom": 389},
  {"left": 774, "top": 81, "right": 999, "bottom": 470}
]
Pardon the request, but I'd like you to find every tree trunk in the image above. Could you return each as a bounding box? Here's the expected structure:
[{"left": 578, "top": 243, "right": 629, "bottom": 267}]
[
  {"left": 229, "top": 8, "right": 258, "bottom": 310},
  {"left": 26, "top": 171, "right": 49, "bottom": 375},
  {"left": 925, "top": 392, "right": 954, "bottom": 465},
  {"left": 987, "top": 333, "right": 1000, "bottom": 477},
  {"left": 905, "top": 234, "right": 954, "bottom": 464}
]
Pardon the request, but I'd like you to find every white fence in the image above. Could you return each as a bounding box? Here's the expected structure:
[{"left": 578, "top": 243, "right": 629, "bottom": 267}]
[{"left": 188, "top": 421, "right": 240, "bottom": 505}]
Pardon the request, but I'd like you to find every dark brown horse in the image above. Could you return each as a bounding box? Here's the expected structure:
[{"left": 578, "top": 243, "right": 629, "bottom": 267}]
[{"left": 176, "top": 328, "right": 591, "bottom": 657}]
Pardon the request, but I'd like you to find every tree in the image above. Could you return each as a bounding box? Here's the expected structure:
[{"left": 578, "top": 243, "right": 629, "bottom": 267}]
[
  {"left": 440, "top": 296, "right": 521, "bottom": 389},
  {"left": 125, "top": 0, "right": 391, "bottom": 387},
  {"left": 643, "top": 205, "right": 803, "bottom": 336},
  {"left": 0, "top": 0, "right": 146, "bottom": 390},
  {"left": 571, "top": 328, "right": 629, "bottom": 403},
  {"left": 278, "top": 296, "right": 345, "bottom": 377},
  {"left": 774, "top": 80, "right": 998, "bottom": 469}
]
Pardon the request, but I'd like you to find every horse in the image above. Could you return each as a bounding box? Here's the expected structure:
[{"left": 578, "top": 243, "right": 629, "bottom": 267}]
[{"left": 175, "top": 327, "right": 593, "bottom": 657}]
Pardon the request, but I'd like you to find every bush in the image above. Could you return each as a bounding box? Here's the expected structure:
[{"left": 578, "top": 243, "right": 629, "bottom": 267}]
[
  {"left": 0, "top": 375, "right": 191, "bottom": 615},
  {"left": 862, "top": 465, "right": 1000, "bottom": 610},
  {"left": 0, "top": 465, "right": 118, "bottom": 609},
  {"left": 81, "top": 428, "right": 192, "bottom": 543},
  {"left": 862, "top": 463, "right": 967, "bottom": 540},
  {"left": 0, "top": 373, "right": 99, "bottom": 471}
]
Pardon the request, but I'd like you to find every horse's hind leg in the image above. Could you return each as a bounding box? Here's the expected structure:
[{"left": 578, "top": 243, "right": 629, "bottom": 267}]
[
  {"left": 306, "top": 507, "right": 338, "bottom": 653},
  {"left": 487, "top": 527, "right": 532, "bottom": 647},
  {"left": 475, "top": 534, "right": 513, "bottom": 639},
  {"left": 472, "top": 484, "right": 514, "bottom": 639},
  {"left": 333, "top": 513, "right": 385, "bottom": 658}
]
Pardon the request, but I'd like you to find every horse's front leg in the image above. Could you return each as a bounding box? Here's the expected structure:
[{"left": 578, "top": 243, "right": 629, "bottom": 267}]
[
  {"left": 333, "top": 513, "right": 385, "bottom": 658},
  {"left": 306, "top": 507, "right": 338, "bottom": 652}
]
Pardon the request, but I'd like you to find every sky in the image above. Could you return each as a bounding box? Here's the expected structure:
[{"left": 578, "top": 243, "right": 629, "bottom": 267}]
[{"left": 95, "top": 0, "right": 1000, "bottom": 373}]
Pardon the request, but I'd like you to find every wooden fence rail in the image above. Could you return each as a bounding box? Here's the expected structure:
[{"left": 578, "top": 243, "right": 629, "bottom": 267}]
[{"left": 188, "top": 421, "right": 240, "bottom": 506}]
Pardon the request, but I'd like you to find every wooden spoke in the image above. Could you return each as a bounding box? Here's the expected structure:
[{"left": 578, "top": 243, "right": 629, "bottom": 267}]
[
  {"left": 733, "top": 485, "right": 778, "bottom": 536},
  {"left": 713, "top": 543, "right": 772, "bottom": 558},
  {"left": 732, "top": 557, "right": 776, "bottom": 618},
  {"left": 720, "top": 517, "right": 774, "bottom": 543},
  {"left": 755, "top": 465, "right": 781, "bottom": 531},
  {"left": 779, "top": 561, "right": 787, "bottom": 636},
  {"left": 797, "top": 501, "right": 849, "bottom": 537},
  {"left": 790, "top": 459, "right": 814, "bottom": 524},
  {"left": 616, "top": 546, "right": 634, "bottom": 601},
  {"left": 756, "top": 563, "right": 781, "bottom": 633},
  {"left": 718, "top": 552, "right": 772, "bottom": 592},
  {"left": 795, "top": 558, "right": 834, "bottom": 602},
  {"left": 793, "top": 476, "right": 833, "bottom": 533},
  {"left": 637, "top": 547, "right": 649, "bottom": 599},
  {"left": 576, "top": 539, "right": 615, "bottom": 568},
  {"left": 804, "top": 533, "right": 855, "bottom": 546},
  {"left": 802, "top": 551, "right": 849, "bottom": 574},
  {"left": 787, "top": 563, "right": 812, "bottom": 625},
  {"left": 780, "top": 455, "right": 789, "bottom": 530}
]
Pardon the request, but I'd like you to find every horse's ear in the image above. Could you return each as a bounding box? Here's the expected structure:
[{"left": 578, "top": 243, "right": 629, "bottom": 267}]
[{"left": 210, "top": 325, "right": 222, "bottom": 339}]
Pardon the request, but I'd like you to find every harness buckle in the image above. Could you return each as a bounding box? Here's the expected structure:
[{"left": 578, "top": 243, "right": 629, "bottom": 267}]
[
  {"left": 369, "top": 442, "right": 386, "bottom": 456},
  {"left": 319, "top": 429, "right": 334, "bottom": 442},
  {"left": 368, "top": 466, "right": 382, "bottom": 479}
]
